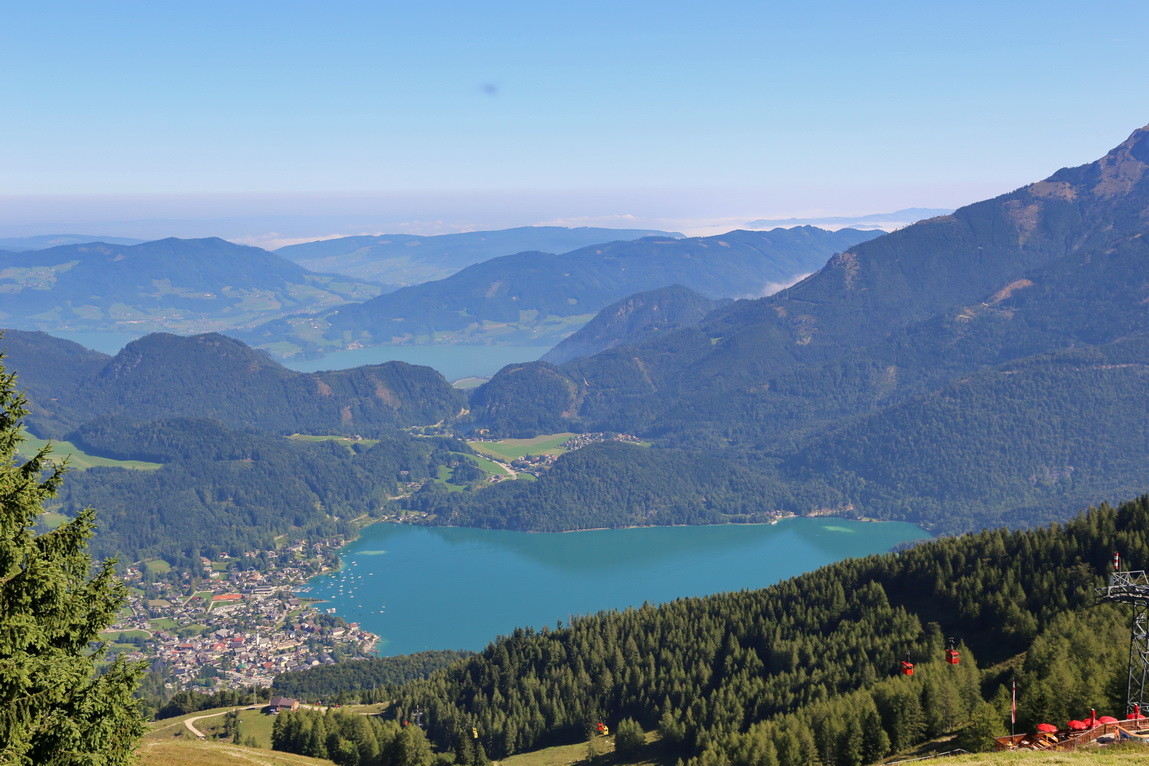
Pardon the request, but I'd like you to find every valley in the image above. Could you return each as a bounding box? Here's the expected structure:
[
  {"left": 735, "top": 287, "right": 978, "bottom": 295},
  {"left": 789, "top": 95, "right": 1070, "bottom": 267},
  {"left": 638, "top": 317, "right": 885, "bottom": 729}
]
[
  {"left": 3, "top": 117, "right": 1149, "bottom": 766},
  {"left": 10, "top": 3, "right": 1149, "bottom": 765}
]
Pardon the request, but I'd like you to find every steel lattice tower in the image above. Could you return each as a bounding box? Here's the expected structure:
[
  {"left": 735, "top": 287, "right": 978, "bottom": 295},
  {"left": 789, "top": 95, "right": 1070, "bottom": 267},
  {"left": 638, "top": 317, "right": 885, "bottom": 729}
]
[{"left": 1096, "top": 569, "right": 1149, "bottom": 716}]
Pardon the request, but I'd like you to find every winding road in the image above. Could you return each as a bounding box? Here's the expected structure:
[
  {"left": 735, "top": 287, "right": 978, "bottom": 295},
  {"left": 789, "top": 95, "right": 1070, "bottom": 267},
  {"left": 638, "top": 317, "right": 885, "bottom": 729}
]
[{"left": 183, "top": 704, "right": 263, "bottom": 739}]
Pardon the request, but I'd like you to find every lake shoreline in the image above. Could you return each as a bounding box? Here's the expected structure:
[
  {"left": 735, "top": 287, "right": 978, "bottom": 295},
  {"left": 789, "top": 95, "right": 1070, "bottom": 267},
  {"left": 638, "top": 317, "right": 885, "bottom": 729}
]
[{"left": 307, "top": 517, "right": 930, "bottom": 656}]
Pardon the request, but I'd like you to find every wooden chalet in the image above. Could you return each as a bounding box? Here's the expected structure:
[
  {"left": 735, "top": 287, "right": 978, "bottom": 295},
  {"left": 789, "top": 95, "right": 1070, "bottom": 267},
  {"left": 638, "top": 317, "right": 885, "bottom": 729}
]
[{"left": 267, "top": 696, "right": 300, "bottom": 714}]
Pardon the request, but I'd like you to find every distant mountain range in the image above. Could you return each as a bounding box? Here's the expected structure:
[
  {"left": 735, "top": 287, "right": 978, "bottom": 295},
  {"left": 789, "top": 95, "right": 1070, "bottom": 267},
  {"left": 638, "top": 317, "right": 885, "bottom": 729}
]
[
  {"left": 238, "top": 227, "right": 879, "bottom": 356},
  {"left": 276, "top": 226, "right": 683, "bottom": 286},
  {"left": 745, "top": 207, "right": 952, "bottom": 231},
  {"left": 0, "top": 234, "right": 145, "bottom": 250},
  {"left": 447, "top": 123, "right": 1149, "bottom": 534},
  {"left": 0, "top": 237, "right": 380, "bottom": 336}
]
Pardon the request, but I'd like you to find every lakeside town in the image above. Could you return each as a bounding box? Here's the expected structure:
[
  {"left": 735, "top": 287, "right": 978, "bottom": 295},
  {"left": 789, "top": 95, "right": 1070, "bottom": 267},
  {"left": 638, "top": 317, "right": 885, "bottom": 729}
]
[{"left": 104, "top": 538, "right": 380, "bottom": 692}]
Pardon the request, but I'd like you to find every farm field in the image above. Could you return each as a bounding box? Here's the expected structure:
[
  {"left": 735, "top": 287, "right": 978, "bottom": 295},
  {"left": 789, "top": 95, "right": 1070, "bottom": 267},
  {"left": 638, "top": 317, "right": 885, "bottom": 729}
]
[
  {"left": 467, "top": 453, "right": 514, "bottom": 477},
  {"left": 435, "top": 452, "right": 515, "bottom": 491},
  {"left": 469, "top": 432, "right": 577, "bottom": 461},
  {"left": 17, "top": 431, "right": 162, "bottom": 471}
]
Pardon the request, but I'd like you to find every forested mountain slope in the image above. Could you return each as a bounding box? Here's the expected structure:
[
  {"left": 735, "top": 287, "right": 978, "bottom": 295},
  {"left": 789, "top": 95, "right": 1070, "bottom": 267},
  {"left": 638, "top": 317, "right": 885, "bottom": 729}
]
[
  {"left": 240, "top": 227, "right": 878, "bottom": 354},
  {"left": 540, "top": 285, "right": 727, "bottom": 365},
  {"left": 2, "top": 330, "right": 464, "bottom": 438},
  {"left": 417, "top": 331, "right": 1149, "bottom": 535},
  {"left": 452, "top": 125, "right": 1149, "bottom": 533},
  {"left": 477, "top": 124, "right": 1149, "bottom": 434},
  {"left": 0, "top": 237, "right": 380, "bottom": 335},
  {"left": 388, "top": 496, "right": 1149, "bottom": 765},
  {"left": 51, "top": 417, "right": 452, "bottom": 564},
  {"left": 275, "top": 226, "right": 681, "bottom": 285}
]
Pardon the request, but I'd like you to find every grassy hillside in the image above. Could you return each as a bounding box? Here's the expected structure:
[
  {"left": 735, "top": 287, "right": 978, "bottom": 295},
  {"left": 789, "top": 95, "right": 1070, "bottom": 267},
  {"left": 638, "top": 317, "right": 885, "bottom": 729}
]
[
  {"left": 139, "top": 738, "right": 333, "bottom": 765},
  {"left": 942, "top": 749, "right": 1149, "bottom": 766},
  {"left": 16, "top": 431, "right": 161, "bottom": 471}
]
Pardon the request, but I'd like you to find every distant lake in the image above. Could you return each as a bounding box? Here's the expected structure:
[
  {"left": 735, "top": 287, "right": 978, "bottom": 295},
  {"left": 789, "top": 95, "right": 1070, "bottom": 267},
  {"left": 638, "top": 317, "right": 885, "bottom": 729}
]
[
  {"left": 279, "top": 345, "right": 551, "bottom": 380},
  {"left": 49, "top": 330, "right": 142, "bottom": 355},
  {"left": 306, "top": 519, "right": 929, "bottom": 656},
  {"left": 45, "top": 330, "right": 548, "bottom": 381}
]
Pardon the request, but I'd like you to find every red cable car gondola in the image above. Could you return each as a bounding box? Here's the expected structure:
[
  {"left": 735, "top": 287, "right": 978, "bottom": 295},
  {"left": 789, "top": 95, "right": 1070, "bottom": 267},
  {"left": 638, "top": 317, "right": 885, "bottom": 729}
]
[
  {"left": 900, "top": 660, "right": 915, "bottom": 676},
  {"left": 945, "top": 638, "right": 960, "bottom": 665}
]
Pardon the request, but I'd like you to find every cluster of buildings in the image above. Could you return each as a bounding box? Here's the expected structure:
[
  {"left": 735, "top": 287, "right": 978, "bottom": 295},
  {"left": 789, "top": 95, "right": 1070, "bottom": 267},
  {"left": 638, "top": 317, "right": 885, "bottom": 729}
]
[
  {"left": 508, "top": 432, "right": 643, "bottom": 472},
  {"left": 108, "top": 546, "right": 379, "bottom": 691}
]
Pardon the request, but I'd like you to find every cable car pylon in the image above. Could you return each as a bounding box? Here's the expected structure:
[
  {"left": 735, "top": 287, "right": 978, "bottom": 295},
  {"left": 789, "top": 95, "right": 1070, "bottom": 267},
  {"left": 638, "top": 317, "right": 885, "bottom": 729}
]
[{"left": 1094, "top": 553, "right": 1149, "bottom": 717}]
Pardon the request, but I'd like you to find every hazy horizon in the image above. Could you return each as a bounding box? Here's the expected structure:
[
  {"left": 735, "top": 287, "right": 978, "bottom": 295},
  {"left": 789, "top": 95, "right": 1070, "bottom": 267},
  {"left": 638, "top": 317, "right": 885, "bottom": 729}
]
[{"left": 4, "top": 1, "right": 1146, "bottom": 247}]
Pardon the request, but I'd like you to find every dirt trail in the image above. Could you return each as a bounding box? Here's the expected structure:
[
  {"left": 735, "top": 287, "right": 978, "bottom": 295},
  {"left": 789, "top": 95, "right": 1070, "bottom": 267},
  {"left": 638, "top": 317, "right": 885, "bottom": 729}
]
[{"left": 183, "top": 705, "right": 263, "bottom": 739}]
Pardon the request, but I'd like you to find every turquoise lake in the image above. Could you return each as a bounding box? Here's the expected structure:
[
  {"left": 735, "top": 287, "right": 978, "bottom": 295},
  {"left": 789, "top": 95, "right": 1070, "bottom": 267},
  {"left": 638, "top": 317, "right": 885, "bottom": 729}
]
[{"left": 305, "top": 519, "right": 929, "bottom": 656}]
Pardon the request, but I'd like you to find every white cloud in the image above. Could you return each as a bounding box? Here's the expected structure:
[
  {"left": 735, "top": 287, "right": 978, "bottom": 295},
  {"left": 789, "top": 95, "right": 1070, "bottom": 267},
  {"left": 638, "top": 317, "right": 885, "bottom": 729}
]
[{"left": 758, "top": 272, "right": 812, "bottom": 298}]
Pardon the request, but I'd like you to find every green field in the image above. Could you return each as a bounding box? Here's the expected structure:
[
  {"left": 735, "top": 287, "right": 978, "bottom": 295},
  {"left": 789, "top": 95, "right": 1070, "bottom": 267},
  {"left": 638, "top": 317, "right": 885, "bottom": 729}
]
[
  {"left": 469, "top": 433, "right": 577, "bottom": 461},
  {"left": 287, "top": 434, "right": 380, "bottom": 452},
  {"left": 943, "top": 747, "right": 1149, "bottom": 765},
  {"left": 139, "top": 738, "right": 336, "bottom": 766},
  {"left": 38, "top": 511, "right": 68, "bottom": 529},
  {"left": 176, "top": 623, "right": 208, "bottom": 638},
  {"left": 148, "top": 617, "right": 179, "bottom": 631},
  {"left": 144, "top": 558, "right": 172, "bottom": 574},
  {"left": 197, "top": 708, "right": 278, "bottom": 748},
  {"left": 502, "top": 729, "right": 664, "bottom": 766},
  {"left": 434, "top": 453, "right": 513, "bottom": 491},
  {"left": 498, "top": 735, "right": 1149, "bottom": 766},
  {"left": 16, "top": 432, "right": 162, "bottom": 471},
  {"left": 434, "top": 465, "right": 467, "bottom": 492},
  {"left": 466, "top": 453, "right": 511, "bottom": 477},
  {"left": 101, "top": 629, "right": 150, "bottom": 642}
]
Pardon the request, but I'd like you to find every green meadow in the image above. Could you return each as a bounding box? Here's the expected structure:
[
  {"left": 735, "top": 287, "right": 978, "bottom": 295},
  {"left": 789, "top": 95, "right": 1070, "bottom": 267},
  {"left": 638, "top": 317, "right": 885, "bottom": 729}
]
[
  {"left": 469, "top": 432, "right": 577, "bottom": 461},
  {"left": 17, "top": 432, "right": 162, "bottom": 471}
]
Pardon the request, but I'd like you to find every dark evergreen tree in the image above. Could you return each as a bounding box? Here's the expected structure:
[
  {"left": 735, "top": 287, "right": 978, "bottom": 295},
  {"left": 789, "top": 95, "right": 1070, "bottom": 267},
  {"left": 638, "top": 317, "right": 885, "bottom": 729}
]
[
  {"left": 0, "top": 348, "right": 145, "bottom": 763},
  {"left": 614, "top": 718, "right": 644, "bottom": 757}
]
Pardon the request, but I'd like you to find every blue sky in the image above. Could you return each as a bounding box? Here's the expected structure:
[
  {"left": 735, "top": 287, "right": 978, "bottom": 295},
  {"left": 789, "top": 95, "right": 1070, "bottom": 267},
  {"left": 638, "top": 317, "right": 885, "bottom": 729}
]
[{"left": 2, "top": 0, "right": 1147, "bottom": 242}]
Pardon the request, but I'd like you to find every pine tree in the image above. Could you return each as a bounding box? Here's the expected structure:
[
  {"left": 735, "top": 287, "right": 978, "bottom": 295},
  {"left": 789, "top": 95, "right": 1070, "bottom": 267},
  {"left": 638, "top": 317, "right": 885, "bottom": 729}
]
[
  {"left": 0, "top": 348, "right": 145, "bottom": 764},
  {"left": 614, "top": 717, "right": 645, "bottom": 757}
]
